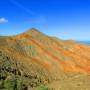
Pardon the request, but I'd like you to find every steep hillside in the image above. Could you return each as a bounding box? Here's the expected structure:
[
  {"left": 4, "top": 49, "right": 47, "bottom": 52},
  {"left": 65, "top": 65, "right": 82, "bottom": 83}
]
[{"left": 0, "top": 28, "right": 90, "bottom": 90}]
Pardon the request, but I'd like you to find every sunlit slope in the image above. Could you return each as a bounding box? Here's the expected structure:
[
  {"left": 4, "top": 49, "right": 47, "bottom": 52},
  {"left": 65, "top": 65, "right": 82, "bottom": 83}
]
[
  {"left": 16, "top": 28, "right": 90, "bottom": 74},
  {"left": 0, "top": 28, "right": 90, "bottom": 89},
  {"left": 0, "top": 28, "right": 90, "bottom": 75}
]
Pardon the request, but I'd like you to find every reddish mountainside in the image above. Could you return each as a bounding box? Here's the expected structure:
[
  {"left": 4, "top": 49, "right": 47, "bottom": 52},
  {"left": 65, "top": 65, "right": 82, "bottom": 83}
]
[{"left": 0, "top": 28, "right": 90, "bottom": 89}]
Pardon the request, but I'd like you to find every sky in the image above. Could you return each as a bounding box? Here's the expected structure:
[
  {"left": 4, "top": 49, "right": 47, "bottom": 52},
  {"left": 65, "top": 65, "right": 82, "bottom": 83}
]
[{"left": 0, "top": 0, "right": 90, "bottom": 40}]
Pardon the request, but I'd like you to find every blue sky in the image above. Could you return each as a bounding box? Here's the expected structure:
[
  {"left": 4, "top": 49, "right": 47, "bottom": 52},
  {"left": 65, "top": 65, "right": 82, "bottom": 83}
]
[{"left": 0, "top": 0, "right": 90, "bottom": 40}]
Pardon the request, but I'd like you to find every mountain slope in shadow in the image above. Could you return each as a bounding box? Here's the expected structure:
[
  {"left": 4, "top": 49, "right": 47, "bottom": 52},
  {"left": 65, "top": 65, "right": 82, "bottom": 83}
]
[{"left": 0, "top": 28, "right": 90, "bottom": 90}]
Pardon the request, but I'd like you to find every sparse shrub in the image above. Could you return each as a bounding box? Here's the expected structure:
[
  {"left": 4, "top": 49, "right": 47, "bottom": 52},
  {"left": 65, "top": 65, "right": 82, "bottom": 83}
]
[
  {"left": 0, "top": 78, "right": 28, "bottom": 90},
  {"left": 0, "top": 80, "right": 4, "bottom": 89},
  {"left": 4, "top": 79, "right": 17, "bottom": 90}
]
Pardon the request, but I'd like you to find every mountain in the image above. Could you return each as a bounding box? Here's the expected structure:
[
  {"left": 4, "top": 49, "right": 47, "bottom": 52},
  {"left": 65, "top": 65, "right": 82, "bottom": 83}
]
[{"left": 0, "top": 28, "right": 90, "bottom": 90}]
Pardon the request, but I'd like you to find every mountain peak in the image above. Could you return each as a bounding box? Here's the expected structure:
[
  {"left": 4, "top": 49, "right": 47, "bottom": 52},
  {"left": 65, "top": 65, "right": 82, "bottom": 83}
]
[
  {"left": 26, "top": 28, "right": 41, "bottom": 33},
  {"left": 25, "top": 28, "right": 46, "bottom": 37}
]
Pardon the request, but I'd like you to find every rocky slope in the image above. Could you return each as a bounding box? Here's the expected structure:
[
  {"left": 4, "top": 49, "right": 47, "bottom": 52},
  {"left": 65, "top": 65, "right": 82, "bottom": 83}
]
[{"left": 0, "top": 28, "right": 90, "bottom": 90}]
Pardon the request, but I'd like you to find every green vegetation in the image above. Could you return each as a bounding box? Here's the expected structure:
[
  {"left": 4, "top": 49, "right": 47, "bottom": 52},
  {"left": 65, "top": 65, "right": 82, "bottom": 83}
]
[{"left": 0, "top": 79, "right": 28, "bottom": 90}]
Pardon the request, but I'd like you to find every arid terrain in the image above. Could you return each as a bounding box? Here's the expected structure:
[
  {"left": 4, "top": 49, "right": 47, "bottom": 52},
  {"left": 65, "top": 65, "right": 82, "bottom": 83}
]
[{"left": 0, "top": 28, "right": 90, "bottom": 90}]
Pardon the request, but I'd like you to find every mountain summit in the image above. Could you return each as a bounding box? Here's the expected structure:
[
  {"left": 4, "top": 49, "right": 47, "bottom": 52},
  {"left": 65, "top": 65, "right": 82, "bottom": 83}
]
[
  {"left": 25, "top": 28, "right": 45, "bottom": 36},
  {"left": 0, "top": 28, "right": 90, "bottom": 90},
  {"left": 26, "top": 28, "right": 40, "bottom": 33}
]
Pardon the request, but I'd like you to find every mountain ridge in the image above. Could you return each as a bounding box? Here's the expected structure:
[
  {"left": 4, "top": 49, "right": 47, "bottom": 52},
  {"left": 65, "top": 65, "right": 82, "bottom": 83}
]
[{"left": 0, "top": 28, "right": 90, "bottom": 90}]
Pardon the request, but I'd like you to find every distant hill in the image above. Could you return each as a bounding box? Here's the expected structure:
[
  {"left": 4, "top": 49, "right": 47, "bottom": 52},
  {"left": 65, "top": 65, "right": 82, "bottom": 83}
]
[{"left": 0, "top": 28, "right": 90, "bottom": 90}]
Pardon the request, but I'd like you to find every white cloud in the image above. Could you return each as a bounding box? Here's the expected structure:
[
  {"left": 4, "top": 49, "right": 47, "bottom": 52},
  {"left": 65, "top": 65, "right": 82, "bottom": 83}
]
[{"left": 0, "top": 18, "right": 8, "bottom": 24}]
